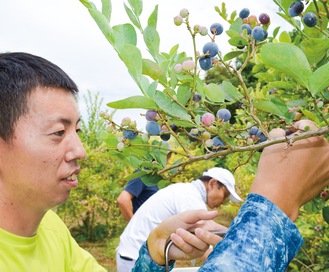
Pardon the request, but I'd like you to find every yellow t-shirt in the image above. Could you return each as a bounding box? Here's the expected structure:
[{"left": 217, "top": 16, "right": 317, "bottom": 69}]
[{"left": 0, "top": 210, "right": 107, "bottom": 271}]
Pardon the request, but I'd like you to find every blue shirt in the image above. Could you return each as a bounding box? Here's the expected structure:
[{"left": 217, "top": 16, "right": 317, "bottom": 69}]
[
  {"left": 133, "top": 193, "right": 303, "bottom": 272},
  {"left": 124, "top": 177, "right": 158, "bottom": 213}
]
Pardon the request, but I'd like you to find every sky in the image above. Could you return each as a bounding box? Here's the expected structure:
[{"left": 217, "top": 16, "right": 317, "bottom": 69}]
[{"left": 0, "top": 0, "right": 289, "bottom": 130}]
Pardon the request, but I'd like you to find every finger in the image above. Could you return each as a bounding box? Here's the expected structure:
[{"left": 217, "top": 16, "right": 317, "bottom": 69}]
[
  {"left": 269, "top": 128, "right": 286, "bottom": 138},
  {"left": 294, "top": 119, "right": 318, "bottom": 131},
  {"left": 194, "top": 228, "right": 223, "bottom": 247},
  {"left": 168, "top": 230, "right": 207, "bottom": 260},
  {"left": 178, "top": 209, "right": 218, "bottom": 225}
]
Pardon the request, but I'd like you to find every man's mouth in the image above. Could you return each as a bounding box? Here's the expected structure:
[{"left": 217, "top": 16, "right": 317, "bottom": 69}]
[{"left": 63, "top": 173, "right": 78, "bottom": 188}]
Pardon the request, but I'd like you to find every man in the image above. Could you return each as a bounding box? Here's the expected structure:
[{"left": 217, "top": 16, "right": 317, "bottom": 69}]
[
  {"left": 133, "top": 120, "right": 329, "bottom": 271},
  {"left": 0, "top": 52, "right": 106, "bottom": 271},
  {"left": 117, "top": 175, "right": 159, "bottom": 222},
  {"left": 116, "top": 167, "right": 241, "bottom": 272}
]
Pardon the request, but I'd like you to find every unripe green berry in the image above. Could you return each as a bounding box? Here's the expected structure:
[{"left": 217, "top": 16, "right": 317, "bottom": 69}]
[
  {"left": 174, "top": 15, "right": 183, "bottom": 26},
  {"left": 142, "top": 133, "right": 149, "bottom": 142},
  {"left": 121, "top": 117, "right": 131, "bottom": 126},
  {"left": 117, "top": 142, "right": 125, "bottom": 151},
  {"left": 199, "top": 26, "right": 208, "bottom": 36}
]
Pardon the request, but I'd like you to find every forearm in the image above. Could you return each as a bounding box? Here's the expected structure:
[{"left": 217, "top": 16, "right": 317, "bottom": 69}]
[{"left": 199, "top": 194, "right": 303, "bottom": 272}]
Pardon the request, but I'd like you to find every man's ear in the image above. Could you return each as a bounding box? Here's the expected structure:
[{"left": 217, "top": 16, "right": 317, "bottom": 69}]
[{"left": 208, "top": 178, "right": 218, "bottom": 190}]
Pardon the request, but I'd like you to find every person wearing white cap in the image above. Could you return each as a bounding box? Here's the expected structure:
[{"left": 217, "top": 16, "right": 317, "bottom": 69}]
[
  {"left": 202, "top": 167, "right": 242, "bottom": 203},
  {"left": 116, "top": 167, "right": 240, "bottom": 272}
]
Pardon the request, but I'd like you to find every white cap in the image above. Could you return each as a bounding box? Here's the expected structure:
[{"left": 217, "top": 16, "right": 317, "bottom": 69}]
[{"left": 203, "top": 167, "right": 242, "bottom": 202}]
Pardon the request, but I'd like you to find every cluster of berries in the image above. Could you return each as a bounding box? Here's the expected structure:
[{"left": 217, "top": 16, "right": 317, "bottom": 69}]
[{"left": 288, "top": 1, "right": 317, "bottom": 27}]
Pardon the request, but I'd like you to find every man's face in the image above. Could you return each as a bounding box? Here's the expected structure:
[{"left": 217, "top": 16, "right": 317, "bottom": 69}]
[
  {"left": 0, "top": 87, "right": 86, "bottom": 212},
  {"left": 206, "top": 179, "right": 230, "bottom": 209}
]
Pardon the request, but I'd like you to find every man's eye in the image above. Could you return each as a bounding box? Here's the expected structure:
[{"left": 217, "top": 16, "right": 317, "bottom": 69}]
[{"left": 54, "top": 130, "right": 65, "bottom": 137}]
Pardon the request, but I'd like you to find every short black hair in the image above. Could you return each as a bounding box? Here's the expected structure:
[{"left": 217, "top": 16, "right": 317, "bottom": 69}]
[{"left": 0, "top": 52, "right": 79, "bottom": 141}]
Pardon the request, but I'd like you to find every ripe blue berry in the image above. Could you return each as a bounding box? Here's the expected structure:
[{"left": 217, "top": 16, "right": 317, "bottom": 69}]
[
  {"left": 248, "top": 126, "right": 259, "bottom": 136},
  {"left": 160, "top": 130, "right": 171, "bottom": 141},
  {"left": 145, "top": 121, "right": 161, "bottom": 135},
  {"left": 188, "top": 131, "right": 199, "bottom": 142},
  {"left": 199, "top": 56, "right": 212, "bottom": 71},
  {"left": 170, "top": 123, "right": 178, "bottom": 132},
  {"left": 252, "top": 26, "right": 266, "bottom": 41},
  {"left": 239, "top": 8, "right": 250, "bottom": 19},
  {"left": 256, "top": 130, "right": 267, "bottom": 142},
  {"left": 193, "top": 93, "right": 202, "bottom": 102},
  {"left": 241, "top": 24, "right": 252, "bottom": 35},
  {"left": 210, "top": 23, "right": 223, "bottom": 35},
  {"left": 288, "top": 1, "right": 304, "bottom": 17},
  {"left": 303, "top": 12, "right": 317, "bottom": 27},
  {"left": 212, "top": 136, "right": 225, "bottom": 150},
  {"left": 203, "top": 42, "right": 219, "bottom": 58},
  {"left": 216, "top": 108, "right": 231, "bottom": 122},
  {"left": 123, "top": 130, "right": 138, "bottom": 140}
]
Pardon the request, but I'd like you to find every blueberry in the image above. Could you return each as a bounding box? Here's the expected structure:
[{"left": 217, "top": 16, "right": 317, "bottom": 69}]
[
  {"left": 123, "top": 130, "right": 138, "bottom": 140},
  {"left": 170, "top": 123, "right": 178, "bottom": 132},
  {"left": 145, "top": 121, "right": 161, "bottom": 135},
  {"left": 145, "top": 110, "right": 157, "bottom": 121},
  {"left": 199, "top": 56, "right": 212, "bottom": 71},
  {"left": 258, "top": 13, "right": 270, "bottom": 25},
  {"left": 188, "top": 132, "right": 199, "bottom": 142},
  {"left": 248, "top": 126, "right": 259, "bottom": 136},
  {"left": 303, "top": 12, "right": 317, "bottom": 27},
  {"left": 288, "top": 1, "right": 304, "bottom": 17},
  {"left": 212, "top": 136, "right": 225, "bottom": 150},
  {"left": 216, "top": 108, "right": 231, "bottom": 122},
  {"left": 239, "top": 8, "right": 250, "bottom": 19},
  {"left": 160, "top": 130, "right": 171, "bottom": 141},
  {"left": 241, "top": 24, "right": 252, "bottom": 35},
  {"left": 203, "top": 42, "right": 219, "bottom": 58},
  {"left": 256, "top": 130, "right": 267, "bottom": 142},
  {"left": 193, "top": 93, "right": 202, "bottom": 102},
  {"left": 252, "top": 26, "right": 266, "bottom": 41},
  {"left": 210, "top": 22, "right": 223, "bottom": 35}
]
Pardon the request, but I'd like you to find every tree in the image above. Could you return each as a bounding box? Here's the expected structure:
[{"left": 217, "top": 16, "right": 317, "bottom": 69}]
[{"left": 79, "top": 0, "right": 329, "bottom": 222}]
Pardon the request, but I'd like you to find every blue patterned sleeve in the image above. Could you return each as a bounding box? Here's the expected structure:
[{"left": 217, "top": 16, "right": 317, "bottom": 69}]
[
  {"left": 133, "top": 193, "right": 303, "bottom": 272},
  {"left": 132, "top": 242, "right": 174, "bottom": 272},
  {"left": 199, "top": 193, "right": 303, "bottom": 272}
]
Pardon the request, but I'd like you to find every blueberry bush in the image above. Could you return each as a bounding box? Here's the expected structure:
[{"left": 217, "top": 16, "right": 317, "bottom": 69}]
[{"left": 79, "top": 0, "right": 329, "bottom": 267}]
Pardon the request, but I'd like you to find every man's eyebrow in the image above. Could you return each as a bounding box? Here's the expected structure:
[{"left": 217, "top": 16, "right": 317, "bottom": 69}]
[{"left": 57, "top": 117, "right": 81, "bottom": 126}]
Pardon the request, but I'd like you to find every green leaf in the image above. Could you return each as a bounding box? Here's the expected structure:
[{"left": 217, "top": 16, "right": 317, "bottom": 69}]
[
  {"left": 228, "top": 37, "right": 248, "bottom": 48},
  {"left": 309, "top": 62, "right": 329, "bottom": 96},
  {"left": 300, "top": 38, "right": 329, "bottom": 66},
  {"left": 323, "top": 206, "right": 329, "bottom": 224},
  {"left": 124, "top": 3, "right": 142, "bottom": 31},
  {"left": 112, "top": 24, "right": 137, "bottom": 51},
  {"left": 143, "top": 26, "right": 160, "bottom": 60},
  {"left": 141, "top": 174, "right": 164, "bottom": 186},
  {"left": 142, "top": 59, "right": 164, "bottom": 81},
  {"left": 120, "top": 44, "right": 142, "bottom": 80},
  {"left": 148, "top": 5, "right": 158, "bottom": 28},
  {"left": 107, "top": 96, "right": 157, "bottom": 109},
  {"left": 229, "top": 17, "right": 243, "bottom": 34},
  {"left": 81, "top": 3, "right": 115, "bottom": 45},
  {"left": 221, "top": 81, "right": 242, "bottom": 101},
  {"left": 254, "top": 97, "right": 295, "bottom": 122},
  {"left": 154, "top": 91, "right": 191, "bottom": 120},
  {"left": 278, "top": 31, "right": 291, "bottom": 43},
  {"left": 304, "top": 198, "right": 325, "bottom": 213},
  {"left": 177, "top": 83, "right": 191, "bottom": 106},
  {"left": 203, "top": 83, "right": 225, "bottom": 102},
  {"left": 101, "top": 0, "right": 111, "bottom": 22},
  {"left": 128, "top": 0, "right": 143, "bottom": 17},
  {"left": 223, "top": 50, "right": 244, "bottom": 61},
  {"left": 261, "top": 43, "right": 312, "bottom": 88}
]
